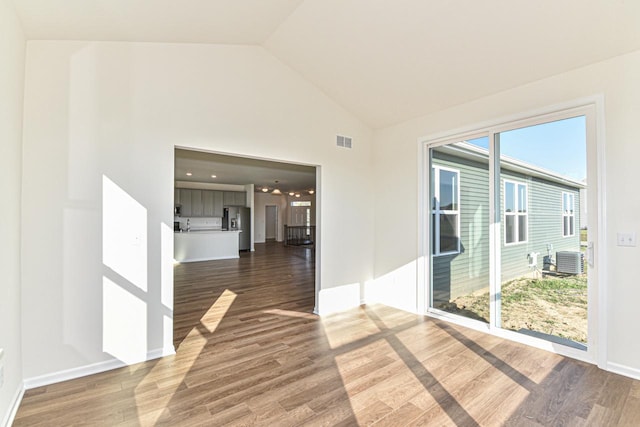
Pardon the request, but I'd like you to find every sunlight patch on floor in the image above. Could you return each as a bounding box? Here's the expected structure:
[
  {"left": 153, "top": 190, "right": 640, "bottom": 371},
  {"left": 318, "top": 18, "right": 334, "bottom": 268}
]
[{"left": 132, "top": 289, "right": 237, "bottom": 425}]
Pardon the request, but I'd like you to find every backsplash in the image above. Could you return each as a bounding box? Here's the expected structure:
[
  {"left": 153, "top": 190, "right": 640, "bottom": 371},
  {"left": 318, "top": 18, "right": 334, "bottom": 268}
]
[{"left": 175, "top": 217, "right": 222, "bottom": 230}]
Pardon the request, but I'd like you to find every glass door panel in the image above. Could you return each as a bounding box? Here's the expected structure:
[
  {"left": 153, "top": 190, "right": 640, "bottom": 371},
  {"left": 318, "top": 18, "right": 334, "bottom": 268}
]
[
  {"left": 429, "top": 138, "right": 490, "bottom": 323},
  {"left": 497, "top": 116, "right": 588, "bottom": 348}
]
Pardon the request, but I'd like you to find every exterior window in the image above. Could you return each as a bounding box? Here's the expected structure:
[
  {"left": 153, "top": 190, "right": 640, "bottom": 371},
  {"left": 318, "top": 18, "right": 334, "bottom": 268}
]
[
  {"left": 432, "top": 166, "right": 460, "bottom": 255},
  {"left": 504, "top": 180, "right": 527, "bottom": 244},
  {"left": 562, "top": 192, "right": 575, "bottom": 237}
]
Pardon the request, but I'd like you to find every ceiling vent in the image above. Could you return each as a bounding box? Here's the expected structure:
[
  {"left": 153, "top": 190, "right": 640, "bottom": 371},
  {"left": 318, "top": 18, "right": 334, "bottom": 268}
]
[{"left": 336, "top": 135, "right": 352, "bottom": 149}]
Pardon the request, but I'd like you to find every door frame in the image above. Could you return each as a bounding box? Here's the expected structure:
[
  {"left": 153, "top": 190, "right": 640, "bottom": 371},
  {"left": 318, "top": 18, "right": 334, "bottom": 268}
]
[
  {"left": 173, "top": 146, "right": 321, "bottom": 316},
  {"left": 418, "top": 96, "right": 607, "bottom": 366}
]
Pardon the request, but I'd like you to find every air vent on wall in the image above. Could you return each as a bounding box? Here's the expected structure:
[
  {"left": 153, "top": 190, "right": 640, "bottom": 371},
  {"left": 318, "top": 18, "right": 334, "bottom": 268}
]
[{"left": 336, "top": 135, "right": 352, "bottom": 149}]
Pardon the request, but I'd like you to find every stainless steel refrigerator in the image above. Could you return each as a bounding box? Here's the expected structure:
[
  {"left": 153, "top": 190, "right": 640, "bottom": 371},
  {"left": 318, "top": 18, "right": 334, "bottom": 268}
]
[{"left": 224, "top": 206, "right": 251, "bottom": 251}]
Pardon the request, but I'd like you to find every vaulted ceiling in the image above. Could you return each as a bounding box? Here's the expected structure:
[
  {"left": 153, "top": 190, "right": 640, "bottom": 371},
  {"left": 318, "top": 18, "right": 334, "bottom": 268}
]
[{"left": 11, "top": 0, "right": 640, "bottom": 129}]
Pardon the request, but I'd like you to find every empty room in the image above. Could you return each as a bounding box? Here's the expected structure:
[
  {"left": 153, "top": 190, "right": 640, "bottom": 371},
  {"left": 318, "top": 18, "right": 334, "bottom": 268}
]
[{"left": 2, "top": 1, "right": 640, "bottom": 425}]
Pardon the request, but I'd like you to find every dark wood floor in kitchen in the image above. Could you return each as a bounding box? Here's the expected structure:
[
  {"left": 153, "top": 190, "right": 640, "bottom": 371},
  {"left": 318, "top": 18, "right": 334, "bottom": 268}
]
[{"left": 14, "top": 242, "right": 640, "bottom": 426}]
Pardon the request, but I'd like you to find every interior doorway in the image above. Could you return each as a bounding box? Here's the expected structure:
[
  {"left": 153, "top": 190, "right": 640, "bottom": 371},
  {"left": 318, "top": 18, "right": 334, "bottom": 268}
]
[
  {"left": 265, "top": 205, "right": 277, "bottom": 241},
  {"left": 172, "top": 147, "right": 319, "bottom": 349}
]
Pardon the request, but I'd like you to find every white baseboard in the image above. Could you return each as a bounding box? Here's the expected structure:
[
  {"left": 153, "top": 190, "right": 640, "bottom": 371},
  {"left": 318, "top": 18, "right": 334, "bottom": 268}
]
[
  {"left": 607, "top": 362, "right": 640, "bottom": 381},
  {"left": 316, "top": 283, "right": 361, "bottom": 315},
  {"left": 23, "top": 347, "right": 175, "bottom": 390},
  {"left": 2, "top": 382, "right": 24, "bottom": 427}
]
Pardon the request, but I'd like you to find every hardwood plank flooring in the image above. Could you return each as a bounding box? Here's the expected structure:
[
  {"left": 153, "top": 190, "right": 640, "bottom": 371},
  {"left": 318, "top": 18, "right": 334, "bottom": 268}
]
[{"left": 13, "top": 242, "right": 640, "bottom": 426}]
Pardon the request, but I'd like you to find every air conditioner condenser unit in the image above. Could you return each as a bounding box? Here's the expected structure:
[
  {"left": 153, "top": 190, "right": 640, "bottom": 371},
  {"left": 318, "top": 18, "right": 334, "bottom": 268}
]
[{"left": 556, "top": 251, "right": 584, "bottom": 275}]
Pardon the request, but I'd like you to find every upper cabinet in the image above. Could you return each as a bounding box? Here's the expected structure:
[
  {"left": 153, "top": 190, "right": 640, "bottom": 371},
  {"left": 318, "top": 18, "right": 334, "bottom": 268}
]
[
  {"left": 234, "top": 191, "right": 246, "bottom": 207},
  {"left": 213, "top": 191, "right": 224, "bottom": 216},
  {"left": 223, "top": 191, "right": 246, "bottom": 207},
  {"left": 176, "top": 189, "right": 244, "bottom": 217},
  {"left": 180, "top": 189, "right": 192, "bottom": 217},
  {"left": 223, "top": 191, "right": 235, "bottom": 206},
  {"left": 191, "top": 190, "right": 203, "bottom": 217},
  {"left": 202, "top": 190, "right": 214, "bottom": 217}
]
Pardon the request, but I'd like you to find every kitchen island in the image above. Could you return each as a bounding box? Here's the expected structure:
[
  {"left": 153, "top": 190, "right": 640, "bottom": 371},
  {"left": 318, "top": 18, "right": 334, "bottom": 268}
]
[{"left": 174, "top": 229, "right": 241, "bottom": 263}]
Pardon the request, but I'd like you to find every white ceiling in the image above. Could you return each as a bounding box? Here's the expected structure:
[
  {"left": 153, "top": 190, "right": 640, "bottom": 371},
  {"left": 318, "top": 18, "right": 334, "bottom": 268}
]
[
  {"left": 14, "top": 1, "right": 640, "bottom": 188},
  {"left": 11, "top": 0, "right": 304, "bottom": 44},
  {"left": 175, "top": 149, "right": 316, "bottom": 194},
  {"left": 265, "top": 0, "right": 640, "bottom": 127},
  {"left": 11, "top": 0, "right": 640, "bottom": 128}
]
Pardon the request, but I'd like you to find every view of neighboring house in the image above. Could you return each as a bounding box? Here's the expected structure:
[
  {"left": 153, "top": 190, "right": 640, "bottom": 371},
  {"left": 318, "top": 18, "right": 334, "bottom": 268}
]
[{"left": 431, "top": 142, "right": 584, "bottom": 304}]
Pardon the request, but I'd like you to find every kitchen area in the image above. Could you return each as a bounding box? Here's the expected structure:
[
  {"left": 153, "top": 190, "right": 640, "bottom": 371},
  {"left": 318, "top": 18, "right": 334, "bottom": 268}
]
[
  {"left": 174, "top": 148, "right": 316, "bottom": 263},
  {"left": 174, "top": 188, "right": 251, "bottom": 262}
]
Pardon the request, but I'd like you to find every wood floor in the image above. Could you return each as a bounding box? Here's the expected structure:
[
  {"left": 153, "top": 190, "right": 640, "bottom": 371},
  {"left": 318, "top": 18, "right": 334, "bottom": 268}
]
[{"left": 14, "top": 242, "right": 640, "bottom": 426}]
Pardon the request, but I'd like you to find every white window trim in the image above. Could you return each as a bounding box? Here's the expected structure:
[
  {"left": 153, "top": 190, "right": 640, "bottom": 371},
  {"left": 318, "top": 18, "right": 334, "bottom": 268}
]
[
  {"left": 419, "top": 96, "right": 605, "bottom": 368},
  {"left": 562, "top": 191, "right": 576, "bottom": 237},
  {"left": 432, "top": 165, "right": 461, "bottom": 256},
  {"left": 503, "top": 179, "right": 528, "bottom": 246}
]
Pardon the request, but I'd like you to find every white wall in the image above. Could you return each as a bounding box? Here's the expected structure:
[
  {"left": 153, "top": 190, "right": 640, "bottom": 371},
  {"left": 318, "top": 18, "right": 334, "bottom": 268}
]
[
  {"left": 371, "top": 49, "right": 640, "bottom": 377},
  {"left": 254, "top": 192, "right": 287, "bottom": 242},
  {"left": 21, "top": 41, "right": 374, "bottom": 380},
  {"left": 0, "top": 0, "right": 25, "bottom": 424}
]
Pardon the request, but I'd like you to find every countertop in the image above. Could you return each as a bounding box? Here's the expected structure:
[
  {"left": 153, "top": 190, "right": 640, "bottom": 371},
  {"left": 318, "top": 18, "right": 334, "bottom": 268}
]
[{"left": 175, "top": 229, "right": 242, "bottom": 234}]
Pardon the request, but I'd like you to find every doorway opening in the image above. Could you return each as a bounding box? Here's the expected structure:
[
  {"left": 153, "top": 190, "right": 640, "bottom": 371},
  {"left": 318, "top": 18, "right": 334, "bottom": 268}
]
[{"left": 172, "top": 147, "right": 319, "bottom": 349}]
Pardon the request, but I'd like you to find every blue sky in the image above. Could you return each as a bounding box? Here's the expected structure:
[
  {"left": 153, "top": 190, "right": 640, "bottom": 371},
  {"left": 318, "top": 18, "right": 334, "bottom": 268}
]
[{"left": 467, "top": 116, "right": 587, "bottom": 182}]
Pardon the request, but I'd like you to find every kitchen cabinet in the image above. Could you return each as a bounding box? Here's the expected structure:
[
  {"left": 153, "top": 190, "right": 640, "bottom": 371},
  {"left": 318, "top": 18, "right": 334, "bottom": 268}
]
[
  {"left": 180, "top": 189, "right": 192, "bottom": 217},
  {"left": 176, "top": 188, "right": 225, "bottom": 217},
  {"left": 223, "top": 191, "right": 235, "bottom": 206},
  {"left": 223, "top": 191, "right": 246, "bottom": 206},
  {"left": 191, "top": 190, "right": 203, "bottom": 217},
  {"left": 174, "top": 188, "right": 180, "bottom": 205},
  {"left": 202, "top": 190, "right": 223, "bottom": 217},
  {"left": 234, "top": 191, "right": 246, "bottom": 207},
  {"left": 212, "top": 191, "right": 224, "bottom": 217},
  {"left": 202, "top": 190, "right": 214, "bottom": 217}
]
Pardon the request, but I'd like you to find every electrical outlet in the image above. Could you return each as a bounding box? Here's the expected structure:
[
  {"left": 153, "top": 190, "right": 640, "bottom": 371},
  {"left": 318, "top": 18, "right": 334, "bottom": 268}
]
[{"left": 617, "top": 232, "right": 637, "bottom": 247}]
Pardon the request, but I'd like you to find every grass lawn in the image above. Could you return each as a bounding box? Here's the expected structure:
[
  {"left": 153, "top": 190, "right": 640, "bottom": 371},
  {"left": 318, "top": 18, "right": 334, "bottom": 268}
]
[{"left": 447, "top": 274, "right": 587, "bottom": 343}]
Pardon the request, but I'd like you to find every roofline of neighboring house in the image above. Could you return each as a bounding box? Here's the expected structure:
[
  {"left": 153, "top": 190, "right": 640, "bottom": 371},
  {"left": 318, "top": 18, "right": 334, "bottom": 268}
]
[{"left": 437, "top": 142, "right": 586, "bottom": 189}]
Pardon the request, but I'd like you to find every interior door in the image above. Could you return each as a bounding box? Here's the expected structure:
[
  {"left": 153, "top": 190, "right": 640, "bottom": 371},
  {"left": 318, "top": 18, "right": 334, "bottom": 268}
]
[
  {"left": 265, "top": 206, "right": 277, "bottom": 240},
  {"left": 290, "top": 206, "right": 307, "bottom": 226}
]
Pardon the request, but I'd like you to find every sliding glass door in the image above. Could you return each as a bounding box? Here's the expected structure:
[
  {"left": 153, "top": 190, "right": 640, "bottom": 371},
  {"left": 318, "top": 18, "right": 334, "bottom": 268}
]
[{"left": 427, "top": 107, "right": 596, "bottom": 355}]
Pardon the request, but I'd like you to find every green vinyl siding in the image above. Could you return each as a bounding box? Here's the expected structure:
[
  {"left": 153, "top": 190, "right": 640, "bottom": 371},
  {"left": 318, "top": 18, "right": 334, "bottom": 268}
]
[
  {"left": 499, "top": 170, "right": 581, "bottom": 283},
  {"left": 432, "top": 150, "right": 582, "bottom": 303},
  {"left": 432, "top": 151, "right": 490, "bottom": 304}
]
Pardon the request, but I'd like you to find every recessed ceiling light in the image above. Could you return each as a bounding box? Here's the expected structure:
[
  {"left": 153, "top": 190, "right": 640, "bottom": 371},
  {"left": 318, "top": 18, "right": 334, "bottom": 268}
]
[
  {"left": 295, "top": 193, "right": 301, "bottom": 198},
  {"left": 210, "top": 175, "right": 216, "bottom": 178},
  {"left": 308, "top": 190, "right": 315, "bottom": 194},
  {"left": 289, "top": 192, "right": 295, "bottom": 196},
  {"left": 186, "top": 172, "right": 192, "bottom": 176},
  {"left": 262, "top": 188, "right": 269, "bottom": 192}
]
